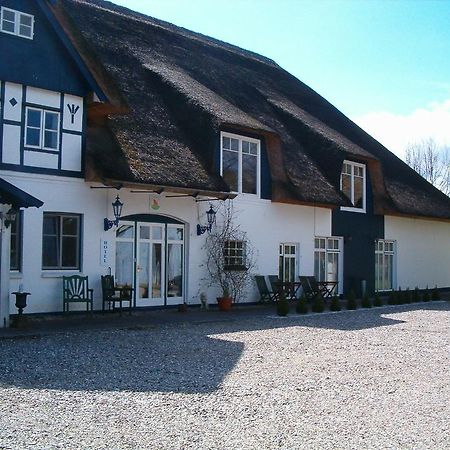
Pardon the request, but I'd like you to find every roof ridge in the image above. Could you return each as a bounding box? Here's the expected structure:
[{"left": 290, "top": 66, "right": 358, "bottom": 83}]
[{"left": 68, "top": 0, "right": 280, "bottom": 69}]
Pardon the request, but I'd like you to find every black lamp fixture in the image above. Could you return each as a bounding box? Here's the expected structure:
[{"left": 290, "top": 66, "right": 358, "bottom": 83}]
[
  {"left": 2, "top": 208, "right": 17, "bottom": 229},
  {"left": 197, "top": 204, "right": 216, "bottom": 235},
  {"left": 104, "top": 195, "right": 123, "bottom": 231}
]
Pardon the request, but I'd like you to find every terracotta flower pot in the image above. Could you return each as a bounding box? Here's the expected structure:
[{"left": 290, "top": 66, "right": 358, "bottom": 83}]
[{"left": 217, "top": 296, "right": 233, "bottom": 311}]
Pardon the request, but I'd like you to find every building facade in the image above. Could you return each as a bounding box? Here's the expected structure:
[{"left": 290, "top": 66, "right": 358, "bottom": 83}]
[{"left": 0, "top": 0, "right": 449, "bottom": 326}]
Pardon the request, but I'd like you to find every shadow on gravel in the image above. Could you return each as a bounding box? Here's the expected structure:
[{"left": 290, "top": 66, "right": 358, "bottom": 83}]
[{"left": 0, "top": 303, "right": 446, "bottom": 394}]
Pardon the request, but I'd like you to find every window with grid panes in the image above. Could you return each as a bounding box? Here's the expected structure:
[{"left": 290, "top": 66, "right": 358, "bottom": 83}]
[
  {"left": 279, "top": 243, "right": 298, "bottom": 282},
  {"left": 25, "top": 108, "right": 59, "bottom": 151},
  {"left": 375, "top": 240, "right": 395, "bottom": 291},
  {"left": 221, "top": 132, "right": 260, "bottom": 196},
  {"left": 340, "top": 160, "right": 366, "bottom": 211},
  {"left": 1, "top": 7, "right": 34, "bottom": 39},
  {"left": 314, "top": 237, "right": 340, "bottom": 283},
  {"left": 223, "top": 240, "right": 246, "bottom": 269},
  {"left": 10, "top": 212, "right": 22, "bottom": 271},
  {"left": 42, "top": 213, "right": 81, "bottom": 270}
]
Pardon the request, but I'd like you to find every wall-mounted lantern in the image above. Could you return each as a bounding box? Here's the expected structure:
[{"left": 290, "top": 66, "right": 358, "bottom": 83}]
[
  {"left": 197, "top": 204, "right": 216, "bottom": 235},
  {"left": 104, "top": 195, "right": 123, "bottom": 231},
  {"left": 1, "top": 208, "right": 17, "bottom": 229}
]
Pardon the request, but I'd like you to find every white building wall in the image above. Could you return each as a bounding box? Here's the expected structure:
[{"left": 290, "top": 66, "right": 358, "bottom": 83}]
[
  {"left": 0, "top": 171, "right": 333, "bottom": 314},
  {"left": 385, "top": 215, "right": 450, "bottom": 289}
]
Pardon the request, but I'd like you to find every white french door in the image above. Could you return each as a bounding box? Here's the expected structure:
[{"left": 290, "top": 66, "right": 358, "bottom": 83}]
[
  {"left": 136, "top": 222, "right": 165, "bottom": 306},
  {"left": 115, "top": 220, "right": 185, "bottom": 307}
]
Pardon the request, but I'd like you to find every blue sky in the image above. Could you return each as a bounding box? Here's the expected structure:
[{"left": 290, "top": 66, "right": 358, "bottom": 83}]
[{"left": 109, "top": 0, "right": 450, "bottom": 156}]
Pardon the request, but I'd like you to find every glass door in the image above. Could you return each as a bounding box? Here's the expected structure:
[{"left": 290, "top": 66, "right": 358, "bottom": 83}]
[
  {"left": 136, "top": 223, "right": 165, "bottom": 307},
  {"left": 166, "top": 225, "right": 184, "bottom": 305},
  {"left": 115, "top": 222, "right": 135, "bottom": 304}
]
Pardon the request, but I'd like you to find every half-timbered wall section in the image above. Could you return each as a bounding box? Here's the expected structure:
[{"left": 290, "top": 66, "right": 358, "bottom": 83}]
[{"left": 0, "top": 82, "right": 84, "bottom": 175}]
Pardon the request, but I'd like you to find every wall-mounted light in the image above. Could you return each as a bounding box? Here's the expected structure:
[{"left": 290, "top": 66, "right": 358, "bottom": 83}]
[
  {"left": 104, "top": 195, "right": 123, "bottom": 231},
  {"left": 197, "top": 204, "right": 216, "bottom": 235},
  {"left": 1, "top": 208, "right": 17, "bottom": 229}
]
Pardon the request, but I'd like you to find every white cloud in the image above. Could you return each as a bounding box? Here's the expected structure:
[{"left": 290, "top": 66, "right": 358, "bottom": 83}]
[{"left": 352, "top": 99, "right": 450, "bottom": 160}]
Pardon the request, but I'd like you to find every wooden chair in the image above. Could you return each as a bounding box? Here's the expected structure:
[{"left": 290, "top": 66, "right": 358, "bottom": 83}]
[
  {"left": 268, "top": 275, "right": 281, "bottom": 294},
  {"left": 63, "top": 275, "right": 93, "bottom": 313},
  {"left": 255, "top": 276, "right": 277, "bottom": 302},
  {"left": 299, "top": 276, "right": 321, "bottom": 300},
  {"left": 101, "top": 275, "right": 133, "bottom": 315},
  {"left": 307, "top": 276, "right": 337, "bottom": 298}
]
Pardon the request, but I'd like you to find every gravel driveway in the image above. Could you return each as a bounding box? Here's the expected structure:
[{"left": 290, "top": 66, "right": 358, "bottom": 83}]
[{"left": 0, "top": 303, "right": 449, "bottom": 449}]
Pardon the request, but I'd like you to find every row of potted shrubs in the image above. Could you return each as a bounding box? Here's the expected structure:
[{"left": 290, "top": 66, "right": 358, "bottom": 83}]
[{"left": 276, "top": 286, "right": 442, "bottom": 316}]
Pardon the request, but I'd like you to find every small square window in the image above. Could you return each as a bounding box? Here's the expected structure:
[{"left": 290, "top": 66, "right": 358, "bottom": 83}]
[
  {"left": 25, "top": 108, "right": 60, "bottom": 151},
  {"left": 1, "top": 7, "right": 34, "bottom": 39}
]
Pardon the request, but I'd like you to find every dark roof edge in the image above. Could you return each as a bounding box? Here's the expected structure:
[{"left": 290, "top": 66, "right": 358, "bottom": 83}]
[{"left": 100, "top": 179, "right": 236, "bottom": 200}]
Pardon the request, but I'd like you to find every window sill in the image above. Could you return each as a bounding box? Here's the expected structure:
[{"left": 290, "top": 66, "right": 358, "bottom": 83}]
[
  {"left": 340, "top": 206, "right": 366, "bottom": 214},
  {"left": 224, "top": 265, "right": 248, "bottom": 272},
  {"left": 41, "top": 270, "right": 81, "bottom": 278},
  {"left": 10, "top": 271, "right": 22, "bottom": 279}
]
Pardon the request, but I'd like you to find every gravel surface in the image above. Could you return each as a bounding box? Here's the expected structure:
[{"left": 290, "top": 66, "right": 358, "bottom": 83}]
[{"left": 0, "top": 303, "right": 449, "bottom": 449}]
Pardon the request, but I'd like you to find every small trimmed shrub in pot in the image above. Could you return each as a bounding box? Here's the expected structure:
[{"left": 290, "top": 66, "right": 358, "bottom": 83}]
[
  {"left": 312, "top": 294, "right": 325, "bottom": 313},
  {"left": 388, "top": 290, "right": 397, "bottom": 305},
  {"left": 432, "top": 286, "right": 440, "bottom": 301},
  {"left": 404, "top": 288, "right": 412, "bottom": 304},
  {"left": 276, "top": 293, "right": 289, "bottom": 316},
  {"left": 346, "top": 290, "right": 357, "bottom": 310},
  {"left": 397, "top": 287, "right": 404, "bottom": 305},
  {"left": 422, "top": 287, "right": 430, "bottom": 302},
  {"left": 373, "top": 292, "right": 382, "bottom": 307},
  {"left": 412, "top": 287, "right": 420, "bottom": 303},
  {"left": 296, "top": 295, "right": 308, "bottom": 314},
  {"left": 361, "top": 292, "right": 372, "bottom": 308},
  {"left": 330, "top": 294, "right": 341, "bottom": 312}
]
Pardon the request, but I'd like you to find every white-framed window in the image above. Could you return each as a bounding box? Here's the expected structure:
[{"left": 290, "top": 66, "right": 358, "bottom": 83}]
[
  {"left": 220, "top": 131, "right": 261, "bottom": 196},
  {"left": 42, "top": 213, "right": 81, "bottom": 270},
  {"left": 25, "top": 107, "right": 60, "bottom": 151},
  {"left": 224, "top": 240, "right": 246, "bottom": 269},
  {"left": 1, "top": 7, "right": 34, "bottom": 39},
  {"left": 340, "top": 160, "right": 366, "bottom": 212},
  {"left": 314, "top": 237, "right": 341, "bottom": 284},
  {"left": 375, "top": 240, "right": 396, "bottom": 291},
  {"left": 279, "top": 243, "right": 299, "bottom": 282}
]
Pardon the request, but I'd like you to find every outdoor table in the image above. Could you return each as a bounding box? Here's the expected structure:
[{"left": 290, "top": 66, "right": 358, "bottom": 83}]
[
  {"left": 274, "top": 281, "right": 302, "bottom": 300},
  {"left": 317, "top": 281, "right": 338, "bottom": 298}
]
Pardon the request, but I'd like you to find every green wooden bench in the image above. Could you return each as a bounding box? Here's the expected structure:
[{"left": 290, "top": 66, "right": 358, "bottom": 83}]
[{"left": 63, "top": 275, "right": 94, "bottom": 313}]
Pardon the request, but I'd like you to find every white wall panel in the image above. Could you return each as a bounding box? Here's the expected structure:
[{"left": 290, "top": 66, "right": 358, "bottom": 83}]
[
  {"left": 4, "top": 82, "right": 23, "bottom": 122},
  {"left": 2, "top": 124, "right": 21, "bottom": 164},
  {"left": 24, "top": 150, "right": 58, "bottom": 169},
  {"left": 62, "top": 94, "right": 83, "bottom": 132},
  {"left": 385, "top": 216, "right": 450, "bottom": 289},
  {"left": 26, "top": 87, "right": 60, "bottom": 108},
  {"left": 61, "top": 133, "right": 82, "bottom": 171}
]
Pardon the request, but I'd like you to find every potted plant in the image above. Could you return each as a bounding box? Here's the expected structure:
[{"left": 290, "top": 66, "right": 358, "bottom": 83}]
[
  {"left": 201, "top": 201, "right": 257, "bottom": 310},
  {"left": 217, "top": 287, "right": 233, "bottom": 311}
]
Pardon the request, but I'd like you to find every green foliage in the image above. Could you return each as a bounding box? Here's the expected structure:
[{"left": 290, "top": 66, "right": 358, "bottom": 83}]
[
  {"left": 403, "top": 288, "right": 412, "bottom": 304},
  {"left": 296, "top": 295, "right": 308, "bottom": 314},
  {"left": 373, "top": 292, "right": 382, "bottom": 307},
  {"left": 388, "top": 290, "right": 397, "bottom": 305},
  {"left": 422, "top": 287, "right": 430, "bottom": 302},
  {"left": 397, "top": 287, "right": 404, "bottom": 305},
  {"left": 412, "top": 287, "right": 420, "bottom": 303},
  {"left": 329, "top": 294, "right": 341, "bottom": 312},
  {"left": 276, "top": 293, "right": 289, "bottom": 316},
  {"left": 431, "top": 286, "right": 440, "bottom": 301},
  {"left": 346, "top": 290, "right": 357, "bottom": 310},
  {"left": 361, "top": 292, "right": 372, "bottom": 308},
  {"left": 312, "top": 294, "right": 325, "bottom": 313}
]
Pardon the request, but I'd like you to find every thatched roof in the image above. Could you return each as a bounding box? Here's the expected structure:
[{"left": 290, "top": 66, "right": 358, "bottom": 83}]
[{"left": 55, "top": 0, "right": 450, "bottom": 219}]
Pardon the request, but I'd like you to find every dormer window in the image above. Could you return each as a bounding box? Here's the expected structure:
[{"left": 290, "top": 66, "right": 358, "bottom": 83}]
[
  {"left": 220, "top": 132, "right": 260, "bottom": 196},
  {"left": 1, "top": 7, "right": 34, "bottom": 40},
  {"left": 340, "top": 160, "right": 366, "bottom": 212}
]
